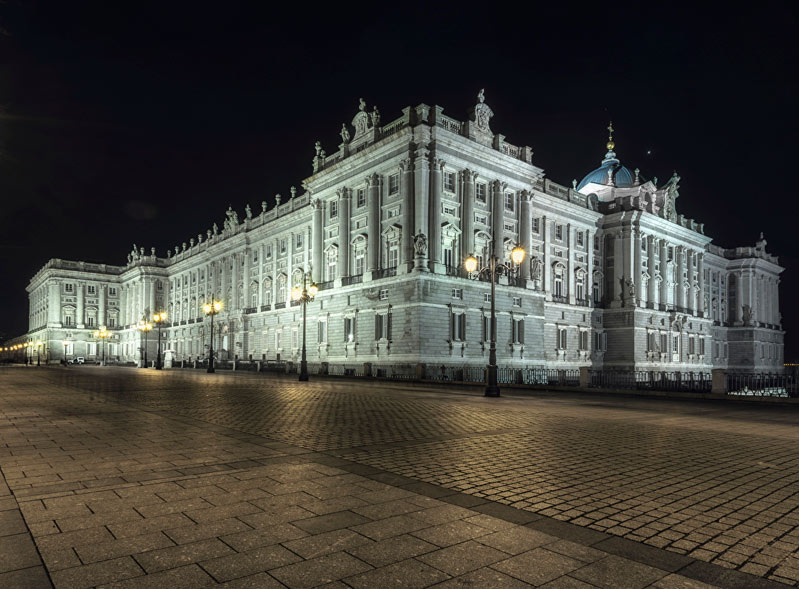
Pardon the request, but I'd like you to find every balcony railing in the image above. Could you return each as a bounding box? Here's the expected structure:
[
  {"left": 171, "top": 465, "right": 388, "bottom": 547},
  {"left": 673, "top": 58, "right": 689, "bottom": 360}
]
[
  {"left": 274, "top": 302, "right": 286, "bottom": 309},
  {"left": 576, "top": 298, "right": 590, "bottom": 307},
  {"left": 315, "top": 281, "right": 334, "bottom": 291},
  {"left": 290, "top": 300, "right": 301, "bottom": 307},
  {"left": 342, "top": 275, "right": 363, "bottom": 286},
  {"left": 373, "top": 267, "right": 397, "bottom": 279},
  {"left": 551, "top": 294, "right": 568, "bottom": 304},
  {"left": 445, "top": 265, "right": 468, "bottom": 279},
  {"left": 243, "top": 307, "right": 256, "bottom": 314},
  {"left": 260, "top": 304, "right": 271, "bottom": 312}
]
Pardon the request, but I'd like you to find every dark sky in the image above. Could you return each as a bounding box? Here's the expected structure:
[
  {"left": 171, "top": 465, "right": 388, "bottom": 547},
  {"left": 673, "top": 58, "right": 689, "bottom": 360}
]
[{"left": 1, "top": 2, "right": 797, "bottom": 359}]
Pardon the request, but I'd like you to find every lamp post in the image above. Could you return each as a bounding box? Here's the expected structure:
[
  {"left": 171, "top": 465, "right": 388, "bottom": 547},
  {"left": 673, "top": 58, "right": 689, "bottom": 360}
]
[
  {"left": 137, "top": 320, "right": 152, "bottom": 368},
  {"left": 36, "top": 340, "right": 42, "bottom": 366},
  {"left": 464, "top": 244, "right": 526, "bottom": 397},
  {"left": 203, "top": 299, "right": 222, "bottom": 373},
  {"left": 291, "top": 272, "right": 318, "bottom": 382},
  {"left": 63, "top": 340, "right": 69, "bottom": 365},
  {"left": 152, "top": 311, "right": 167, "bottom": 370},
  {"left": 94, "top": 326, "right": 111, "bottom": 366}
]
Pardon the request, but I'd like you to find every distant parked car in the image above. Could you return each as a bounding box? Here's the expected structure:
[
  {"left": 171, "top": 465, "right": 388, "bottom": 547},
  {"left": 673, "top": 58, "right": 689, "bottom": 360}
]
[{"left": 70, "top": 357, "right": 85, "bottom": 365}]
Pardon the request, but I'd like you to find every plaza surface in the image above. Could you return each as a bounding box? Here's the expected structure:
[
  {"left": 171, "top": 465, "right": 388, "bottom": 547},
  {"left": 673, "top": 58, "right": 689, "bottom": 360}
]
[{"left": 0, "top": 368, "right": 797, "bottom": 588}]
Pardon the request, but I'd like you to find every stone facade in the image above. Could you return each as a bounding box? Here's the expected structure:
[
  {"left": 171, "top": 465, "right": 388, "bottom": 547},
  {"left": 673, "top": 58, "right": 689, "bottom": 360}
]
[{"left": 20, "top": 92, "right": 785, "bottom": 373}]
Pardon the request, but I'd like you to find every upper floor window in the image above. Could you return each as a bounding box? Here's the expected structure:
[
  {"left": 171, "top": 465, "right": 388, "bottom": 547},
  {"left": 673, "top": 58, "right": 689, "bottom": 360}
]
[
  {"left": 379, "top": 289, "right": 389, "bottom": 301},
  {"left": 266, "top": 244, "right": 272, "bottom": 258},
  {"left": 504, "top": 192, "right": 514, "bottom": 212},
  {"left": 555, "top": 225, "right": 564, "bottom": 241},
  {"left": 280, "top": 239, "right": 287, "bottom": 254},
  {"left": 444, "top": 172, "right": 456, "bottom": 193},
  {"left": 450, "top": 312, "right": 466, "bottom": 342},
  {"left": 357, "top": 188, "right": 366, "bottom": 208},
  {"left": 476, "top": 183, "right": 487, "bottom": 203},
  {"left": 577, "top": 231, "right": 584, "bottom": 247},
  {"left": 296, "top": 234, "right": 303, "bottom": 248},
  {"left": 108, "top": 288, "right": 117, "bottom": 296},
  {"left": 512, "top": 318, "right": 525, "bottom": 344},
  {"left": 330, "top": 200, "right": 338, "bottom": 218},
  {"left": 87, "top": 285, "right": 96, "bottom": 295},
  {"left": 344, "top": 317, "right": 357, "bottom": 342},
  {"left": 64, "top": 283, "right": 74, "bottom": 293},
  {"left": 388, "top": 174, "right": 399, "bottom": 195},
  {"left": 532, "top": 218, "right": 540, "bottom": 233}
]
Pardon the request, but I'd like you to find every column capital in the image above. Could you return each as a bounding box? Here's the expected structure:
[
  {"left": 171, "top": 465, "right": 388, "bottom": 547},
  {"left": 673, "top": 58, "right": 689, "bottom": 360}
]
[
  {"left": 519, "top": 189, "right": 532, "bottom": 202},
  {"left": 366, "top": 173, "right": 382, "bottom": 187},
  {"left": 460, "top": 168, "right": 477, "bottom": 182},
  {"left": 399, "top": 158, "right": 413, "bottom": 172},
  {"left": 491, "top": 179, "right": 507, "bottom": 192}
]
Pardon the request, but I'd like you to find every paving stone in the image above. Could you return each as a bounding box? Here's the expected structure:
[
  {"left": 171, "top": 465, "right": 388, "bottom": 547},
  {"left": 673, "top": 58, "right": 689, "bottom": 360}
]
[
  {"left": 569, "top": 555, "right": 669, "bottom": 589},
  {"left": 269, "top": 551, "right": 372, "bottom": 588},
  {"left": 50, "top": 556, "right": 143, "bottom": 589},
  {"left": 217, "top": 571, "right": 285, "bottom": 588},
  {"left": 200, "top": 544, "right": 301, "bottom": 582},
  {"left": 238, "top": 504, "right": 316, "bottom": 528},
  {"left": 164, "top": 518, "right": 253, "bottom": 544},
  {"left": 345, "top": 557, "right": 449, "bottom": 588},
  {"left": 472, "top": 502, "right": 542, "bottom": 525},
  {"left": 0, "top": 565, "right": 52, "bottom": 589},
  {"left": 290, "top": 510, "right": 371, "bottom": 534},
  {"left": 592, "top": 535, "right": 695, "bottom": 572},
  {"left": 431, "top": 567, "right": 532, "bottom": 588},
  {"left": 220, "top": 523, "right": 308, "bottom": 552},
  {"left": 346, "top": 534, "right": 439, "bottom": 567},
  {"left": 411, "top": 520, "right": 492, "bottom": 547},
  {"left": 539, "top": 576, "right": 598, "bottom": 589},
  {"left": 650, "top": 573, "right": 720, "bottom": 588},
  {"left": 0, "top": 533, "right": 44, "bottom": 573},
  {"left": 101, "top": 563, "right": 216, "bottom": 588},
  {"left": 132, "top": 538, "right": 234, "bottom": 573},
  {"left": 351, "top": 498, "right": 422, "bottom": 520},
  {"left": 0, "top": 509, "right": 28, "bottom": 536},
  {"left": 282, "top": 529, "right": 373, "bottom": 558},
  {"left": 75, "top": 532, "right": 175, "bottom": 564},
  {"left": 476, "top": 526, "right": 557, "bottom": 554},
  {"left": 417, "top": 540, "right": 507, "bottom": 576},
  {"left": 39, "top": 547, "right": 81, "bottom": 571},
  {"left": 350, "top": 514, "right": 430, "bottom": 541},
  {"left": 491, "top": 548, "right": 585, "bottom": 586},
  {"left": 545, "top": 539, "right": 608, "bottom": 563}
]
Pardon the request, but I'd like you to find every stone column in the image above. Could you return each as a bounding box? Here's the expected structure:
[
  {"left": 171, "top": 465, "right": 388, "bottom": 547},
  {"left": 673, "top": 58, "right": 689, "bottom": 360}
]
[
  {"left": 460, "top": 170, "right": 475, "bottom": 259},
  {"left": 221, "top": 257, "right": 229, "bottom": 309},
  {"left": 77, "top": 282, "right": 85, "bottom": 328},
  {"left": 231, "top": 254, "right": 240, "bottom": 310},
  {"left": 367, "top": 175, "right": 381, "bottom": 272},
  {"left": 99, "top": 285, "right": 106, "bottom": 326},
  {"left": 428, "top": 157, "right": 443, "bottom": 270},
  {"left": 621, "top": 229, "right": 635, "bottom": 307},
  {"left": 148, "top": 280, "right": 156, "bottom": 318},
  {"left": 647, "top": 236, "right": 657, "bottom": 306},
  {"left": 543, "top": 216, "right": 552, "bottom": 297},
  {"left": 400, "top": 159, "right": 414, "bottom": 267},
  {"left": 567, "top": 225, "right": 576, "bottom": 304},
  {"left": 312, "top": 199, "right": 324, "bottom": 280},
  {"left": 633, "top": 231, "right": 642, "bottom": 306},
  {"left": 120, "top": 286, "right": 127, "bottom": 326},
  {"left": 697, "top": 253, "right": 705, "bottom": 317},
  {"left": 519, "top": 191, "right": 532, "bottom": 280},
  {"left": 491, "top": 180, "right": 505, "bottom": 260},
  {"left": 48, "top": 281, "right": 61, "bottom": 325},
  {"left": 586, "top": 230, "right": 594, "bottom": 305},
  {"left": 613, "top": 233, "right": 624, "bottom": 307},
  {"left": 660, "top": 241, "right": 669, "bottom": 309},
  {"left": 774, "top": 279, "right": 781, "bottom": 326},
  {"left": 735, "top": 270, "right": 744, "bottom": 323},
  {"left": 243, "top": 249, "right": 251, "bottom": 309},
  {"left": 338, "top": 189, "right": 350, "bottom": 277},
  {"left": 413, "top": 148, "right": 430, "bottom": 255},
  {"left": 676, "top": 246, "right": 685, "bottom": 309},
  {"left": 687, "top": 250, "right": 696, "bottom": 315}
]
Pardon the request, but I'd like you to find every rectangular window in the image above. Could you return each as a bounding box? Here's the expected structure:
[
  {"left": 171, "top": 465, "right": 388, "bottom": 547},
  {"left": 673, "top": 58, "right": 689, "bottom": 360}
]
[
  {"left": 280, "top": 239, "right": 287, "bottom": 254},
  {"left": 86, "top": 317, "right": 95, "bottom": 327},
  {"left": 108, "top": 317, "right": 116, "bottom": 328},
  {"left": 109, "top": 288, "right": 117, "bottom": 296},
  {"left": 443, "top": 204, "right": 456, "bottom": 216},
  {"left": 388, "top": 174, "right": 399, "bottom": 195},
  {"left": 357, "top": 188, "right": 366, "bottom": 208},
  {"left": 452, "top": 288, "right": 462, "bottom": 300},
  {"left": 555, "top": 225, "right": 563, "bottom": 240},
  {"left": 444, "top": 172, "right": 456, "bottom": 193},
  {"left": 594, "top": 235, "right": 600, "bottom": 250},
  {"left": 344, "top": 317, "right": 356, "bottom": 342},
  {"left": 504, "top": 192, "right": 514, "bottom": 211},
  {"left": 579, "top": 331, "right": 589, "bottom": 351},
  {"left": 476, "top": 183, "right": 487, "bottom": 203},
  {"left": 379, "top": 289, "right": 389, "bottom": 301},
  {"left": 532, "top": 218, "right": 540, "bottom": 233},
  {"left": 296, "top": 234, "right": 303, "bottom": 248},
  {"left": 475, "top": 214, "right": 488, "bottom": 225},
  {"left": 699, "top": 337, "right": 705, "bottom": 356},
  {"left": 64, "top": 315, "right": 73, "bottom": 326},
  {"left": 558, "top": 328, "right": 568, "bottom": 350},
  {"left": 317, "top": 321, "right": 327, "bottom": 344},
  {"left": 87, "top": 285, "right": 96, "bottom": 295},
  {"left": 483, "top": 293, "right": 492, "bottom": 303},
  {"left": 386, "top": 206, "right": 400, "bottom": 219},
  {"left": 577, "top": 231, "right": 584, "bottom": 247},
  {"left": 88, "top": 342, "right": 97, "bottom": 356},
  {"left": 451, "top": 313, "right": 466, "bottom": 341},
  {"left": 266, "top": 245, "right": 272, "bottom": 258},
  {"left": 292, "top": 327, "right": 299, "bottom": 349},
  {"left": 481, "top": 315, "right": 489, "bottom": 342},
  {"left": 375, "top": 313, "right": 392, "bottom": 340},
  {"left": 661, "top": 333, "right": 669, "bottom": 353},
  {"left": 65, "top": 283, "right": 74, "bottom": 293},
  {"left": 512, "top": 318, "right": 524, "bottom": 344},
  {"left": 444, "top": 247, "right": 454, "bottom": 269},
  {"left": 275, "top": 331, "right": 281, "bottom": 349},
  {"left": 512, "top": 296, "right": 521, "bottom": 307},
  {"left": 689, "top": 336, "right": 695, "bottom": 355},
  {"left": 330, "top": 200, "right": 338, "bottom": 218}
]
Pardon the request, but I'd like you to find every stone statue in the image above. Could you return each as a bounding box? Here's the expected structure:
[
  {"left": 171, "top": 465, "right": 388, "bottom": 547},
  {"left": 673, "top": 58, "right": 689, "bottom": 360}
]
[
  {"left": 340, "top": 124, "right": 351, "bottom": 143},
  {"left": 174, "top": 246, "right": 179, "bottom": 255},
  {"left": 359, "top": 97, "right": 366, "bottom": 112},
  {"left": 223, "top": 218, "right": 230, "bottom": 232},
  {"left": 140, "top": 247, "right": 145, "bottom": 257},
  {"left": 370, "top": 107, "right": 380, "bottom": 128},
  {"left": 572, "top": 179, "right": 577, "bottom": 190},
  {"left": 530, "top": 257, "right": 542, "bottom": 280},
  {"left": 742, "top": 304, "right": 752, "bottom": 325},
  {"left": 190, "top": 238, "right": 195, "bottom": 247},
  {"left": 413, "top": 233, "right": 428, "bottom": 257},
  {"left": 626, "top": 278, "right": 635, "bottom": 297},
  {"left": 207, "top": 229, "right": 213, "bottom": 239},
  {"left": 314, "top": 141, "right": 322, "bottom": 156},
  {"left": 226, "top": 206, "right": 239, "bottom": 225},
  {"left": 182, "top": 242, "right": 187, "bottom": 251},
  {"left": 167, "top": 250, "right": 171, "bottom": 258},
  {"left": 151, "top": 247, "right": 156, "bottom": 256},
  {"left": 245, "top": 204, "right": 252, "bottom": 219},
  {"left": 127, "top": 253, "right": 132, "bottom": 264},
  {"left": 478, "top": 88, "right": 485, "bottom": 103},
  {"left": 212, "top": 223, "right": 218, "bottom": 235}
]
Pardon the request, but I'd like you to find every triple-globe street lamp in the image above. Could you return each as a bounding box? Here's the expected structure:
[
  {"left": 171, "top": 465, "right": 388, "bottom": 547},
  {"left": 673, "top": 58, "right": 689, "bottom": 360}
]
[
  {"left": 137, "top": 320, "right": 152, "bottom": 368},
  {"left": 291, "top": 272, "right": 318, "bottom": 382},
  {"left": 94, "top": 326, "right": 112, "bottom": 366},
  {"left": 152, "top": 311, "right": 167, "bottom": 370},
  {"left": 203, "top": 299, "right": 223, "bottom": 373},
  {"left": 464, "top": 244, "right": 526, "bottom": 397}
]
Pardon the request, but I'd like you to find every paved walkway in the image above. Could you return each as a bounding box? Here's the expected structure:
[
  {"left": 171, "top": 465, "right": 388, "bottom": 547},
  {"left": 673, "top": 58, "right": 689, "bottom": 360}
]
[{"left": 0, "top": 367, "right": 796, "bottom": 588}]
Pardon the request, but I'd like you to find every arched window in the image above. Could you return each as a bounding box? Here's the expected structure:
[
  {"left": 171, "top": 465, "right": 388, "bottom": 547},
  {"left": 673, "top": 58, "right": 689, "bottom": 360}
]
[
  {"left": 250, "top": 282, "right": 259, "bottom": 307},
  {"left": 262, "top": 279, "right": 272, "bottom": 307},
  {"left": 324, "top": 246, "right": 337, "bottom": 281},
  {"left": 575, "top": 269, "right": 586, "bottom": 302},
  {"left": 352, "top": 235, "right": 366, "bottom": 276},
  {"left": 277, "top": 275, "right": 287, "bottom": 303},
  {"left": 553, "top": 264, "right": 566, "bottom": 299}
]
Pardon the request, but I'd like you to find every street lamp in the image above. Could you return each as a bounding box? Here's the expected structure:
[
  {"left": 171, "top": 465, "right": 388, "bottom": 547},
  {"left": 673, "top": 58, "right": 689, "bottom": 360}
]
[
  {"left": 464, "top": 243, "right": 526, "bottom": 397},
  {"left": 94, "top": 326, "right": 111, "bottom": 366},
  {"left": 152, "top": 311, "right": 167, "bottom": 370},
  {"left": 63, "top": 339, "right": 70, "bottom": 365},
  {"left": 137, "top": 320, "right": 153, "bottom": 368},
  {"left": 291, "top": 272, "right": 318, "bottom": 382},
  {"left": 36, "top": 340, "right": 42, "bottom": 367},
  {"left": 202, "top": 299, "right": 222, "bottom": 373}
]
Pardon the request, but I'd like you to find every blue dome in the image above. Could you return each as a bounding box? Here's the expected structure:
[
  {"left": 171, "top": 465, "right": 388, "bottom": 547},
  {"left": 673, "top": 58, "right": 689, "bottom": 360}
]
[{"left": 576, "top": 151, "right": 637, "bottom": 191}]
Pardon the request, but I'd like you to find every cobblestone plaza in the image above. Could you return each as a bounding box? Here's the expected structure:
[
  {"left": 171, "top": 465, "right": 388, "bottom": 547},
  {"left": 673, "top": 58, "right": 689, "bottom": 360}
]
[{"left": 1, "top": 367, "right": 797, "bottom": 587}]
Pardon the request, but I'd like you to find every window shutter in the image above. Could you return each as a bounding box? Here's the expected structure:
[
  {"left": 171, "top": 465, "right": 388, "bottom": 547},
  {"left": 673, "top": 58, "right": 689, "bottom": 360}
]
[
  {"left": 460, "top": 314, "right": 466, "bottom": 340},
  {"left": 519, "top": 320, "right": 524, "bottom": 344},
  {"left": 387, "top": 312, "right": 392, "bottom": 340}
]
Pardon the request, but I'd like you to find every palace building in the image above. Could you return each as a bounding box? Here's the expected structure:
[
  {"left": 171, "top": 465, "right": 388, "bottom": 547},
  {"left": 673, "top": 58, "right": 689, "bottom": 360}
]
[{"left": 21, "top": 92, "right": 785, "bottom": 373}]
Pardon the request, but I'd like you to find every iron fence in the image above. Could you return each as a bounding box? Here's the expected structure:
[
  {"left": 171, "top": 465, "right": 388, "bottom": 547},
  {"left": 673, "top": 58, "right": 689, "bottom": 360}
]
[
  {"left": 726, "top": 373, "right": 797, "bottom": 398},
  {"left": 589, "top": 370, "right": 712, "bottom": 393}
]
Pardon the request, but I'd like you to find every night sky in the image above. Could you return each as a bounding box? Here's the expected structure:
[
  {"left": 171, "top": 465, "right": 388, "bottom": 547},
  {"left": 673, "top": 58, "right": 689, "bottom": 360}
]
[{"left": 1, "top": 3, "right": 797, "bottom": 359}]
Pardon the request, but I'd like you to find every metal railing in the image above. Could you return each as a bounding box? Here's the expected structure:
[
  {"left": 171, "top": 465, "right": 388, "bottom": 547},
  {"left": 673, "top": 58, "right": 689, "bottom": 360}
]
[
  {"left": 243, "top": 307, "right": 256, "bottom": 314},
  {"left": 342, "top": 275, "right": 363, "bottom": 286},
  {"left": 315, "top": 281, "right": 334, "bottom": 291},
  {"left": 274, "top": 302, "right": 286, "bottom": 309},
  {"left": 373, "top": 267, "right": 397, "bottom": 280},
  {"left": 726, "top": 373, "right": 797, "bottom": 398},
  {"left": 260, "top": 304, "right": 271, "bottom": 312},
  {"left": 589, "top": 370, "right": 712, "bottom": 393},
  {"left": 551, "top": 294, "right": 568, "bottom": 304}
]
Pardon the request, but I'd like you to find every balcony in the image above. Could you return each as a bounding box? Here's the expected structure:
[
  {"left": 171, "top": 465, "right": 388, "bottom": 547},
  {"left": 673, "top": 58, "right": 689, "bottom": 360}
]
[
  {"left": 342, "top": 275, "right": 363, "bottom": 286},
  {"left": 290, "top": 300, "right": 301, "bottom": 307},
  {"left": 373, "top": 267, "right": 397, "bottom": 280},
  {"left": 445, "top": 265, "right": 468, "bottom": 279},
  {"left": 576, "top": 298, "right": 590, "bottom": 307},
  {"left": 274, "top": 302, "right": 286, "bottom": 309},
  {"left": 551, "top": 294, "right": 568, "bottom": 304},
  {"left": 243, "top": 307, "right": 257, "bottom": 314},
  {"left": 260, "top": 304, "right": 271, "bottom": 312},
  {"left": 315, "top": 281, "right": 334, "bottom": 291}
]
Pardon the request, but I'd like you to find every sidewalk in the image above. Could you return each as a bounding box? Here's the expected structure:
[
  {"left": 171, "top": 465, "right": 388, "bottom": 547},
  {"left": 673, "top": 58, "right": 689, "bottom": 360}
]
[{"left": 0, "top": 368, "right": 788, "bottom": 588}]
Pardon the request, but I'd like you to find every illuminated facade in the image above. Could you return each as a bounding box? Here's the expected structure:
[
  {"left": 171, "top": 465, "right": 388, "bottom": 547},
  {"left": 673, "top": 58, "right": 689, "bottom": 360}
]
[{"left": 22, "top": 92, "right": 784, "bottom": 373}]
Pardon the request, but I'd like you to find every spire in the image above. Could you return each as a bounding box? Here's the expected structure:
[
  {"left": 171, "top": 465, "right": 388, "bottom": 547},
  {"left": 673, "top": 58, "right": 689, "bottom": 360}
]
[{"left": 602, "top": 120, "right": 618, "bottom": 163}]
